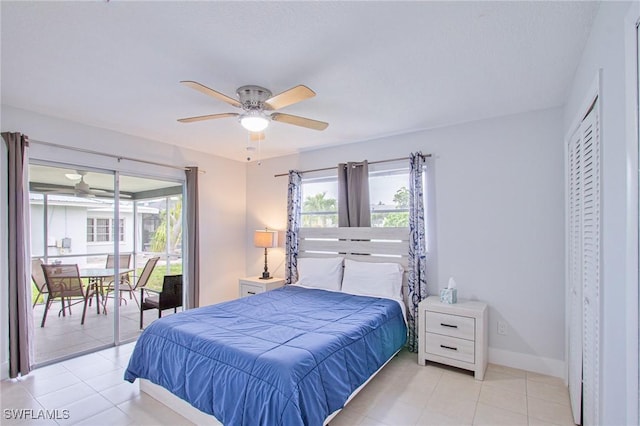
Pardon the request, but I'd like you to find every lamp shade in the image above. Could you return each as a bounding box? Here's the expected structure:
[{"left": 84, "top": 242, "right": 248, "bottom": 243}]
[{"left": 254, "top": 230, "right": 278, "bottom": 248}]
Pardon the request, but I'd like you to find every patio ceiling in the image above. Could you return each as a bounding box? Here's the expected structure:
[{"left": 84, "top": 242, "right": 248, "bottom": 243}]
[{"left": 29, "top": 164, "right": 182, "bottom": 198}]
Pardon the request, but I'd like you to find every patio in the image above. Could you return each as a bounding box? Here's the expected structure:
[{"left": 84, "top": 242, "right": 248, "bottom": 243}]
[{"left": 32, "top": 294, "right": 177, "bottom": 364}]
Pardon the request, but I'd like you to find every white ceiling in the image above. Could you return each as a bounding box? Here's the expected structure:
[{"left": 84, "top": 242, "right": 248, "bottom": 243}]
[{"left": 1, "top": 1, "right": 599, "bottom": 163}]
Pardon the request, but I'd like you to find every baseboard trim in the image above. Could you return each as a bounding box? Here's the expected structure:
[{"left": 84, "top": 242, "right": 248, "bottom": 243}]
[{"left": 489, "top": 347, "right": 565, "bottom": 380}]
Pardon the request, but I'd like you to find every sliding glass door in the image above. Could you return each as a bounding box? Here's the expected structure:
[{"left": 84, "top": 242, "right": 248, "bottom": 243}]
[
  {"left": 118, "top": 174, "right": 183, "bottom": 339},
  {"left": 29, "top": 163, "right": 184, "bottom": 364},
  {"left": 29, "top": 164, "right": 116, "bottom": 363}
]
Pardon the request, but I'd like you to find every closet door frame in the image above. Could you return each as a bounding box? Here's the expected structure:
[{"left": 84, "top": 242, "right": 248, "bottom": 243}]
[{"left": 624, "top": 4, "right": 640, "bottom": 424}]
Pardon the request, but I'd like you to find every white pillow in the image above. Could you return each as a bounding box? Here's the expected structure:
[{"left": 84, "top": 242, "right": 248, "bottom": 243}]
[
  {"left": 341, "top": 259, "right": 404, "bottom": 301},
  {"left": 295, "top": 257, "right": 344, "bottom": 291}
]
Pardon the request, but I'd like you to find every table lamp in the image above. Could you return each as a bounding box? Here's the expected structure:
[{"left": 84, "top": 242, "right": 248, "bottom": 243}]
[{"left": 254, "top": 229, "right": 278, "bottom": 279}]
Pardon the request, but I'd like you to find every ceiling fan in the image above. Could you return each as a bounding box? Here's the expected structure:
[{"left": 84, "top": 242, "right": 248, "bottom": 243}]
[
  {"left": 32, "top": 171, "right": 130, "bottom": 198},
  {"left": 177, "top": 81, "right": 329, "bottom": 133}
]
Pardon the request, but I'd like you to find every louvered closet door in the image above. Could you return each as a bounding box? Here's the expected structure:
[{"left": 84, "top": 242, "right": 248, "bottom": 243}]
[
  {"left": 581, "top": 103, "right": 600, "bottom": 426},
  {"left": 567, "top": 126, "right": 583, "bottom": 426},
  {"left": 567, "top": 100, "right": 600, "bottom": 426}
]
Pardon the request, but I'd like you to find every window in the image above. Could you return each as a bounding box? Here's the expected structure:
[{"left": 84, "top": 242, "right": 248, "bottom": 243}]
[
  {"left": 301, "top": 176, "right": 338, "bottom": 227},
  {"left": 369, "top": 168, "right": 410, "bottom": 227},
  {"left": 86, "top": 218, "right": 125, "bottom": 242},
  {"left": 300, "top": 166, "right": 414, "bottom": 228}
]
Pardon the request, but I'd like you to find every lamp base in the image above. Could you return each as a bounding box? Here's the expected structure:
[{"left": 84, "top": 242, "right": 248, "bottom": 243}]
[{"left": 259, "top": 272, "right": 273, "bottom": 280}]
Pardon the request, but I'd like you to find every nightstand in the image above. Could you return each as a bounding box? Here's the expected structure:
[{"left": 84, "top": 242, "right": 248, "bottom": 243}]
[
  {"left": 238, "top": 276, "right": 285, "bottom": 298},
  {"left": 418, "top": 295, "right": 488, "bottom": 380}
]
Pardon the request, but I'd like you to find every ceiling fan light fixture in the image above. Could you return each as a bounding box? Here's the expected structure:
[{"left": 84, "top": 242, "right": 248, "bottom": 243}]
[
  {"left": 65, "top": 173, "right": 82, "bottom": 180},
  {"left": 240, "top": 111, "right": 269, "bottom": 132}
]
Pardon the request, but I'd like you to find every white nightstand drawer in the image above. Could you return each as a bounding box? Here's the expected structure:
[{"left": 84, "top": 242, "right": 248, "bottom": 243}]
[
  {"left": 426, "top": 311, "right": 475, "bottom": 341},
  {"left": 240, "top": 283, "right": 265, "bottom": 297},
  {"left": 425, "top": 333, "right": 475, "bottom": 364},
  {"left": 238, "top": 277, "right": 285, "bottom": 298}
]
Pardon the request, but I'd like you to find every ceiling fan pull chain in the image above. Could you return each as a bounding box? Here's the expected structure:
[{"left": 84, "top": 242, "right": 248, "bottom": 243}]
[{"left": 257, "top": 132, "right": 262, "bottom": 166}]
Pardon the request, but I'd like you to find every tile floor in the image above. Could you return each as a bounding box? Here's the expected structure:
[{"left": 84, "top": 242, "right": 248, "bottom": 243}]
[{"left": 1, "top": 345, "right": 574, "bottom": 426}]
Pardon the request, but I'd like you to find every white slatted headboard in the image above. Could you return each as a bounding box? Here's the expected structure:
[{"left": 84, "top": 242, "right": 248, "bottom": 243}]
[{"left": 298, "top": 227, "right": 410, "bottom": 309}]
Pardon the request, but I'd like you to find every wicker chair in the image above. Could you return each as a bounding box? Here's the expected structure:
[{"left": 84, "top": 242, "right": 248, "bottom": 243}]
[
  {"left": 140, "top": 274, "right": 183, "bottom": 329},
  {"left": 40, "top": 264, "right": 97, "bottom": 327}
]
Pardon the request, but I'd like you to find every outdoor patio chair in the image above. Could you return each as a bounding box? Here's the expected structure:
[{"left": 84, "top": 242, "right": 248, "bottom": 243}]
[
  {"left": 104, "top": 256, "right": 159, "bottom": 310},
  {"left": 40, "top": 264, "right": 97, "bottom": 327},
  {"left": 105, "top": 253, "right": 132, "bottom": 292},
  {"left": 140, "top": 274, "right": 183, "bottom": 329},
  {"left": 31, "top": 258, "right": 48, "bottom": 308}
]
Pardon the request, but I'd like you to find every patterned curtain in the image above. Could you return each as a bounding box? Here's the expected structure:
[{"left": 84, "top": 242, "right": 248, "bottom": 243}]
[
  {"left": 285, "top": 170, "right": 302, "bottom": 284},
  {"left": 407, "top": 152, "right": 428, "bottom": 352}
]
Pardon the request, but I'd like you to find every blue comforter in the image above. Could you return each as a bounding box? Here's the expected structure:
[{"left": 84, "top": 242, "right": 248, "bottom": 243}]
[{"left": 125, "top": 285, "right": 407, "bottom": 426}]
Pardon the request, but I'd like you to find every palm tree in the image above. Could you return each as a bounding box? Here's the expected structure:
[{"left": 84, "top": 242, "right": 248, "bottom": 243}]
[
  {"left": 303, "top": 192, "right": 337, "bottom": 227},
  {"left": 150, "top": 200, "right": 182, "bottom": 252}
]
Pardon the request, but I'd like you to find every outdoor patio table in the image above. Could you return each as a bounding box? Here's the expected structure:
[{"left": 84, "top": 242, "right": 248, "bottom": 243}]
[{"left": 79, "top": 268, "right": 134, "bottom": 315}]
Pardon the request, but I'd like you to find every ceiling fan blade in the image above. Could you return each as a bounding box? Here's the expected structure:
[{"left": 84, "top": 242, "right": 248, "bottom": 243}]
[
  {"left": 270, "top": 113, "right": 329, "bottom": 131},
  {"left": 264, "top": 85, "right": 315, "bottom": 110},
  {"left": 33, "top": 188, "right": 75, "bottom": 194},
  {"left": 177, "top": 112, "right": 239, "bottom": 123},
  {"left": 180, "top": 81, "right": 242, "bottom": 108}
]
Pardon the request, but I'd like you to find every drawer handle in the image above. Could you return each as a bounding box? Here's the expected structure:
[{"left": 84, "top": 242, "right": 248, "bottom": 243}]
[
  {"left": 440, "top": 344, "right": 458, "bottom": 351},
  {"left": 440, "top": 323, "right": 458, "bottom": 328},
  {"left": 247, "top": 291, "right": 256, "bottom": 295}
]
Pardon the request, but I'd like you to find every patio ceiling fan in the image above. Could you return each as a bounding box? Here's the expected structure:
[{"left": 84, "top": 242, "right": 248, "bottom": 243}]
[
  {"left": 177, "top": 81, "right": 329, "bottom": 133},
  {"left": 32, "top": 171, "right": 130, "bottom": 198}
]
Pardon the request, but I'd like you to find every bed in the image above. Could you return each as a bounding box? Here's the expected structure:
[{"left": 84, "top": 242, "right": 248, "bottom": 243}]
[{"left": 125, "top": 227, "right": 409, "bottom": 426}]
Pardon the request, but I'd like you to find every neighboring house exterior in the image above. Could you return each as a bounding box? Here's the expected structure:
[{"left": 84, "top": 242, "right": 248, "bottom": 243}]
[{"left": 29, "top": 194, "right": 158, "bottom": 267}]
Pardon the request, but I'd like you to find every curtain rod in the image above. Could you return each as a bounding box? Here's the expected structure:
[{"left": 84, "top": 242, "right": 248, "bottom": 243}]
[
  {"left": 31, "top": 139, "right": 206, "bottom": 173},
  {"left": 273, "top": 154, "right": 431, "bottom": 178}
]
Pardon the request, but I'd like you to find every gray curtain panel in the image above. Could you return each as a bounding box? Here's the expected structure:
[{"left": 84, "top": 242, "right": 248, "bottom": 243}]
[
  {"left": 285, "top": 171, "right": 302, "bottom": 284},
  {"left": 185, "top": 166, "right": 199, "bottom": 309},
  {"left": 407, "top": 152, "right": 428, "bottom": 352},
  {"left": 2, "top": 132, "right": 33, "bottom": 377},
  {"left": 338, "top": 161, "right": 371, "bottom": 227}
]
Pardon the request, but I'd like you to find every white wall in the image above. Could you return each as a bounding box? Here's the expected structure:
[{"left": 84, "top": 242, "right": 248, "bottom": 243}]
[
  {"left": 246, "top": 107, "right": 566, "bottom": 376},
  {"left": 563, "top": 2, "right": 635, "bottom": 425},
  {"left": 0, "top": 106, "right": 247, "bottom": 378}
]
